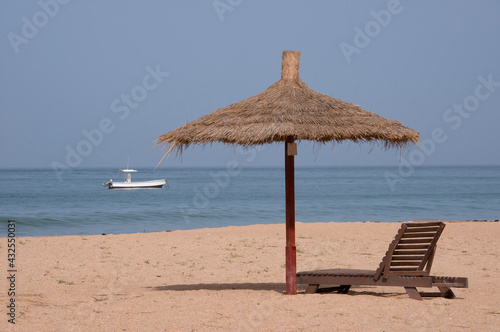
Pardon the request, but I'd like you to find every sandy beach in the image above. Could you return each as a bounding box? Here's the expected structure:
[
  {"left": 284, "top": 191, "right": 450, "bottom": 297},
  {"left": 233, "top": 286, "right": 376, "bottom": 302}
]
[{"left": 1, "top": 221, "right": 498, "bottom": 331}]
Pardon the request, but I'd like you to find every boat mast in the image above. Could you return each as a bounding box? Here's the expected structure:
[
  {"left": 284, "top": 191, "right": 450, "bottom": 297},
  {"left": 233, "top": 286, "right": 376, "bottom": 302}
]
[{"left": 125, "top": 158, "right": 131, "bottom": 182}]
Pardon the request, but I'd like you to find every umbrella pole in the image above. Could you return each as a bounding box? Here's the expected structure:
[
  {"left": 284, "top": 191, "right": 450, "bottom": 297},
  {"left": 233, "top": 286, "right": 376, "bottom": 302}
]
[{"left": 285, "top": 137, "right": 297, "bottom": 295}]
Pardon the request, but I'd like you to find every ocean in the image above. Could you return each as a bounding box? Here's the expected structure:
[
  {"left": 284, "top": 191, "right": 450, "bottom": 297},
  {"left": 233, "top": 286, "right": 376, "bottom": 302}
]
[{"left": 1, "top": 166, "right": 499, "bottom": 237}]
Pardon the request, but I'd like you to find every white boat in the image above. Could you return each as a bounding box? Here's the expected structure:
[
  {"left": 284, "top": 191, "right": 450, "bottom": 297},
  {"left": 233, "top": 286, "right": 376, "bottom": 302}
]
[{"left": 102, "top": 169, "right": 167, "bottom": 189}]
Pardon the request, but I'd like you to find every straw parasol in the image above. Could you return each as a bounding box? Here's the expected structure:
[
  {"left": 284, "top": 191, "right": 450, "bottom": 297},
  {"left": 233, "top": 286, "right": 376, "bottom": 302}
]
[{"left": 155, "top": 50, "right": 419, "bottom": 295}]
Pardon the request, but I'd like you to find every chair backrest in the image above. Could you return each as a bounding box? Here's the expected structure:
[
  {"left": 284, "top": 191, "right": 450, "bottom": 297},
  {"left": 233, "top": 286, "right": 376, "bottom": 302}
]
[{"left": 374, "top": 222, "right": 445, "bottom": 281}]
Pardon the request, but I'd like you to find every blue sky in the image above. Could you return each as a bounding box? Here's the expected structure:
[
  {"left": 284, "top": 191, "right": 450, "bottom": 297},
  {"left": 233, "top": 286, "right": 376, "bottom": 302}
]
[{"left": 1, "top": 1, "right": 499, "bottom": 171}]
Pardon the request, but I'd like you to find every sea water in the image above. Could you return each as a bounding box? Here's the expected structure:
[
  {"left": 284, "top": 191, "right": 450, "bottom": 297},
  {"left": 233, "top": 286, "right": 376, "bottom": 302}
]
[{"left": 1, "top": 166, "right": 499, "bottom": 237}]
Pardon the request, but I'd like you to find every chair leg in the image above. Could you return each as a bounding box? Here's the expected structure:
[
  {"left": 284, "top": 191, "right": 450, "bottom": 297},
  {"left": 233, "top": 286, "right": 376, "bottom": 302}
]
[
  {"left": 305, "top": 284, "right": 319, "bottom": 294},
  {"left": 404, "top": 287, "right": 423, "bottom": 300},
  {"left": 438, "top": 286, "right": 456, "bottom": 299},
  {"left": 339, "top": 285, "right": 351, "bottom": 294}
]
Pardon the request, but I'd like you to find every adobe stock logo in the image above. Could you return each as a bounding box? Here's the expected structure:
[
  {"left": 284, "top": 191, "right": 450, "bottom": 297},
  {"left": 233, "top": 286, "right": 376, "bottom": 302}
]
[
  {"left": 339, "top": 0, "right": 410, "bottom": 64},
  {"left": 7, "top": 0, "right": 72, "bottom": 54},
  {"left": 385, "top": 74, "right": 499, "bottom": 191},
  {"left": 212, "top": 0, "right": 243, "bottom": 21},
  {"left": 51, "top": 65, "right": 169, "bottom": 181},
  {"left": 178, "top": 146, "right": 264, "bottom": 225}
]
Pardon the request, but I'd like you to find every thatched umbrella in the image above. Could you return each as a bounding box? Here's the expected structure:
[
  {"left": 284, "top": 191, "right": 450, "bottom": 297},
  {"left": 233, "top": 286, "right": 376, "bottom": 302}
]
[{"left": 155, "top": 50, "right": 419, "bottom": 295}]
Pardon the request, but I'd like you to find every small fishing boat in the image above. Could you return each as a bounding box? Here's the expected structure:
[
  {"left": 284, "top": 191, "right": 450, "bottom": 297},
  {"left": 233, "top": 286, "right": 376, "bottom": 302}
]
[{"left": 102, "top": 169, "right": 167, "bottom": 189}]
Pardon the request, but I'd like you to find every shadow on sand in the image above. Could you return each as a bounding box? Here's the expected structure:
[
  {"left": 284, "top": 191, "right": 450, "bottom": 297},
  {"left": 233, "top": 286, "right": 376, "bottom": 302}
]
[
  {"left": 148, "top": 283, "right": 401, "bottom": 298},
  {"left": 149, "top": 282, "right": 287, "bottom": 294}
]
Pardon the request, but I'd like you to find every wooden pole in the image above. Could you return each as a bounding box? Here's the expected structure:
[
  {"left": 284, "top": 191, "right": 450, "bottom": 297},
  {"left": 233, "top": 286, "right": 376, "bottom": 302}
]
[
  {"left": 282, "top": 51, "right": 300, "bottom": 295},
  {"left": 285, "top": 136, "right": 297, "bottom": 295}
]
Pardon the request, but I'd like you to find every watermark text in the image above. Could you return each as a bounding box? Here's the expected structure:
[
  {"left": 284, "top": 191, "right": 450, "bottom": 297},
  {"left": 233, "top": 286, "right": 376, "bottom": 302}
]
[
  {"left": 213, "top": 0, "right": 243, "bottom": 21},
  {"left": 51, "top": 64, "right": 169, "bottom": 181},
  {"left": 6, "top": 220, "right": 17, "bottom": 324},
  {"left": 7, "top": 0, "right": 72, "bottom": 54},
  {"left": 385, "top": 74, "right": 499, "bottom": 190}
]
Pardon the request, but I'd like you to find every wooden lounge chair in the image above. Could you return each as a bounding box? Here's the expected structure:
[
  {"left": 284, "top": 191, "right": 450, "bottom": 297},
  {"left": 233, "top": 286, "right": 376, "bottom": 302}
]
[{"left": 296, "top": 222, "right": 468, "bottom": 300}]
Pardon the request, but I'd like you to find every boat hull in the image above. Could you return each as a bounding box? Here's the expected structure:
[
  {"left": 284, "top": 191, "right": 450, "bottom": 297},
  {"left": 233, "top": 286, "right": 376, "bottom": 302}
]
[{"left": 106, "top": 179, "right": 167, "bottom": 189}]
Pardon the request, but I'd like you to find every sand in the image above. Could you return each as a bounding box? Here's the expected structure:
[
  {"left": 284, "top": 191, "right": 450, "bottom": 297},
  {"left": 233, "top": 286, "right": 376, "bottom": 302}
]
[{"left": 1, "top": 221, "right": 498, "bottom": 331}]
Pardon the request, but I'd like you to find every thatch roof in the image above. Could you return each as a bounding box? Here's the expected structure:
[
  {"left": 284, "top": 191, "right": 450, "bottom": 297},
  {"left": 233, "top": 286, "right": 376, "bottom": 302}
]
[{"left": 155, "top": 51, "right": 419, "bottom": 155}]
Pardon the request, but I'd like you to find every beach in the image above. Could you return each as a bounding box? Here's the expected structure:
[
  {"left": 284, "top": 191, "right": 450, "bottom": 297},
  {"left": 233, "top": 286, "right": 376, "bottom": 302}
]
[{"left": 1, "top": 221, "right": 498, "bottom": 331}]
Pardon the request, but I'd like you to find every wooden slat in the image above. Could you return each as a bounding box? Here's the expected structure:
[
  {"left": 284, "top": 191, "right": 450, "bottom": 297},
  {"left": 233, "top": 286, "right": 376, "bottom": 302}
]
[
  {"left": 390, "top": 262, "right": 421, "bottom": 266},
  {"left": 391, "top": 255, "right": 425, "bottom": 261},
  {"left": 389, "top": 267, "right": 419, "bottom": 272},
  {"left": 393, "top": 250, "right": 427, "bottom": 255},
  {"left": 404, "top": 227, "right": 440, "bottom": 233},
  {"left": 395, "top": 244, "right": 430, "bottom": 250},
  {"left": 405, "top": 222, "right": 443, "bottom": 227},
  {"left": 398, "top": 239, "right": 433, "bottom": 244},
  {"left": 297, "top": 269, "right": 375, "bottom": 276},
  {"left": 401, "top": 232, "right": 438, "bottom": 238},
  {"left": 431, "top": 276, "right": 468, "bottom": 288}
]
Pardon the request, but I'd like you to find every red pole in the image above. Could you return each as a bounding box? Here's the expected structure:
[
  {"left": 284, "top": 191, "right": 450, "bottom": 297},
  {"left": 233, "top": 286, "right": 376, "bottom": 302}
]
[{"left": 285, "top": 137, "right": 297, "bottom": 295}]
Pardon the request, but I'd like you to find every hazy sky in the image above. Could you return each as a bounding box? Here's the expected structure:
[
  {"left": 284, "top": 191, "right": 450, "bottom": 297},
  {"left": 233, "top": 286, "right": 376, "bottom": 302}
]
[{"left": 1, "top": 1, "right": 499, "bottom": 172}]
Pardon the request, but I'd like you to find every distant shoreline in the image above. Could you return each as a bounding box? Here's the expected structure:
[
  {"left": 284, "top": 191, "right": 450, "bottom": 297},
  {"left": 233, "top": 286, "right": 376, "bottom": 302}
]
[
  {"left": 1, "top": 164, "right": 500, "bottom": 170},
  {"left": 6, "top": 219, "right": 499, "bottom": 239}
]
